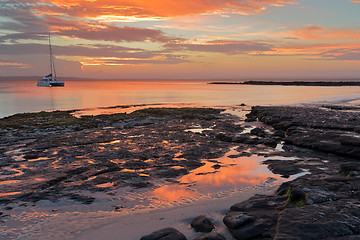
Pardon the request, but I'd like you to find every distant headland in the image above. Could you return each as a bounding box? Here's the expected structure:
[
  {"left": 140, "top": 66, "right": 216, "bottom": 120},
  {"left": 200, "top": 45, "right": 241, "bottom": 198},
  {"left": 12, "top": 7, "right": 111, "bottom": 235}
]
[{"left": 209, "top": 80, "right": 360, "bottom": 86}]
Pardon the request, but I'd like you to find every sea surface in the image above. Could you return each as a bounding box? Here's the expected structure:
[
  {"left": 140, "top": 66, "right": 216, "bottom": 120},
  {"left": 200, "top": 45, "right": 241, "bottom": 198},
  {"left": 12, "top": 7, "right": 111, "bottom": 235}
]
[{"left": 1, "top": 79, "right": 360, "bottom": 118}]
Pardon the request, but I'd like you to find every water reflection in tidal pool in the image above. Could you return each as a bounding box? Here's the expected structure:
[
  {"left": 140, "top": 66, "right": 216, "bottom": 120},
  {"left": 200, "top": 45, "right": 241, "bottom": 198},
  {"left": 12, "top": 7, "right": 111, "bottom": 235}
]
[{"left": 148, "top": 148, "right": 282, "bottom": 205}]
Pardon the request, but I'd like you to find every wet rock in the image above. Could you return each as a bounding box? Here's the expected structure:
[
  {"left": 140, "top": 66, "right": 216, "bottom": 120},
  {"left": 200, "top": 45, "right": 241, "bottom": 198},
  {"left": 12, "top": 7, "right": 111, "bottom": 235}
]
[
  {"left": 131, "top": 181, "right": 152, "bottom": 189},
  {"left": 303, "top": 188, "right": 337, "bottom": 204},
  {"left": 212, "top": 164, "right": 221, "bottom": 170},
  {"left": 274, "top": 201, "right": 360, "bottom": 240},
  {"left": 223, "top": 212, "right": 255, "bottom": 229},
  {"left": 276, "top": 182, "right": 291, "bottom": 196},
  {"left": 263, "top": 138, "right": 277, "bottom": 148},
  {"left": 245, "top": 137, "right": 262, "bottom": 145},
  {"left": 289, "top": 187, "right": 306, "bottom": 202},
  {"left": 341, "top": 163, "right": 360, "bottom": 172},
  {"left": 227, "top": 219, "right": 268, "bottom": 240},
  {"left": 155, "top": 168, "right": 189, "bottom": 178},
  {"left": 273, "top": 130, "right": 285, "bottom": 138},
  {"left": 233, "top": 135, "right": 251, "bottom": 143},
  {"left": 230, "top": 195, "right": 287, "bottom": 212},
  {"left": 191, "top": 215, "right": 215, "bottom": 233},
  {"left": 263, "top": 160, "right": 302, "bottom": 177},
  {"left": 123, "top": 160, "right": 149, "bottom": 170},
  {"left": 113, "top": 205, "right": 125, "bottom": 211},
  {"left": 272, "top": 121, "right": 294, "bottom": 131},
  {"left": 250, "top": 128, "right": 266, "bottom": 137},
  {"left": 140, "top": 227, "right": 187, "bottom": 240},
  {"left": 215, "top": 133, "right": 232, "bottom": 142},
  {"left": 68, "top": 194, "right": 95, "bottom": 204},
  {"left": 193, "top": 232, "right": 226, "bottom": 240},
  {"left": 92, "top": 166, "right": 122, "bottom": 176},
  {"left": 0, "top": 198, "right": 12, "bottom": 204},
  {"left": 228, "top": 152, "right": 252, "bottom": 158},
  {"left": 24, "top": 152, "right": 40, "bottom": 159}
]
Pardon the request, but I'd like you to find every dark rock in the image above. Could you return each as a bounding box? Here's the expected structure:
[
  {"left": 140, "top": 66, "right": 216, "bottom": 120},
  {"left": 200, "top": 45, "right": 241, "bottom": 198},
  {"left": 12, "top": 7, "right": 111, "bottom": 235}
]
[
  {"left": 324, "top": 176, "right": 352, "bottom": 183},
  {"left": 250, "top": 128, "right": 266, "bottom": 137},
  {"left": 212, "top": 164, "right": 221, "bottom": 170},
  {"left": 24, "top": 153, "right": 39, "bottom": 159},
  {"left": 289, "top": 187, "right": 306, "bottom": 202},
  {"left": 303, "top": 188, "right": 337, "bottom": 204},
  {"left": 193, "top": 232, "right": 226, "bottom": 240},
  {"left": 131, "top": 181, "right": 152, "bottom": 188},
  {"left": 341, "top": 163, "right": 360, "bottom": 172},
  {"left": 263, "top": 160, "right": 302, "bottom": 177},
  {"left": 274, "top": 201, "right": 360, "bottom": 240},
  {"left": 113, "top": 205, "right": 125, "bottom": 211},
  {"left": 191, "top": 215, "right": 215, "bottom": 233},
  {"left": 230, "top": 195, "right": 288, "bottom": 212},
  {"left": 223, "top": 212, "right": 255, "bottom": 229},
  {"left": 245, "top": 115, "right": 257, "bottom": 122},
  {"left": 263, "top": 138, "right": 277, "bottom": 148},
  {"left": 273, "top": 121, "right": 293, "bottom": 131},
  {"left": 276, "top": 182, "right": 291, "bottom": 196},
  {"left": 140, "top": 227, "right": 187, "bottom": 240},
  {"left": 0, "top": 198, "right": 12, "bottom": 204},
  {"left": 273, "top": 130, "right": 285, "bottom": 138},
  {"left": 228, "top": 219, "right": 268, "bottom": 240},
  {"left": 215, "top": 133, "right": 232, "bottom": 142},
  {"left": 244, "top": 137, "right": 262, "bottom": 145},
  {"left": 233, "top": 135, "right": 251, "bottom": 143},
  {"left": 155, "top": 168, "right": 189, "bottom": 178}
]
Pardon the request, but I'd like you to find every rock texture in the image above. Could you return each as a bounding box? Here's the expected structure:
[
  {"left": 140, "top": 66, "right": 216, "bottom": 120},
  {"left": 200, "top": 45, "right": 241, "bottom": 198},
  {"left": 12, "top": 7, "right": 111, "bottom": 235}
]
[
  {"left": 191, "top": 216, "right": 215, "bottom": 233},
  {"left": 140, "top": 228, "right": 187, "bottom": 240},
  {"left": 193, "top": 232, "right": 226, "bottom": 240},
  {"left": 220, "top": 105, "right": 360, "bottom": 240}
]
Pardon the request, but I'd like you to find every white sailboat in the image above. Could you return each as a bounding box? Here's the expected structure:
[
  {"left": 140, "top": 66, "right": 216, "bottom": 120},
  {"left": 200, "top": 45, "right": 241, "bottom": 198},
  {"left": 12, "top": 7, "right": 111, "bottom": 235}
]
[{"left": 37, "top": 34, "right": 64, "bottom": 87}]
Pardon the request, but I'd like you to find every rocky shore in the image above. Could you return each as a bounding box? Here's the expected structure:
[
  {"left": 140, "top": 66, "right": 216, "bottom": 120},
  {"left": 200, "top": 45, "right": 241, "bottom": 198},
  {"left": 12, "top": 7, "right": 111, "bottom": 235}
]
[
  {"left": 140, "top": 105, "right": 360, "bottom": 240},
  {"left": 1, "top": 105, "right": 360, "bottom": 239}
]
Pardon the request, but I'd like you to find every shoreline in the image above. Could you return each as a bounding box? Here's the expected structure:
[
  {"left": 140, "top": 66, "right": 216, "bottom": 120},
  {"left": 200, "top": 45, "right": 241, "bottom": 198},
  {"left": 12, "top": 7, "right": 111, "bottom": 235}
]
[
  {"left": 1, "top": 105, "right": 360, "bottom": 239},
  {"left": 209, "top": 81, "right": 360, "bottom": 86}
]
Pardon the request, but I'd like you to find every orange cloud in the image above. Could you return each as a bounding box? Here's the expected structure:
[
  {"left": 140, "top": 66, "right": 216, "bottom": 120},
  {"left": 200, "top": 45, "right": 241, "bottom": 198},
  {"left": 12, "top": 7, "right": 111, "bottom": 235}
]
[
  {"left": 284, "top": 25, "right": 360, "bottom": 41},
  {"left": 165, "top": 40, "right": 272, "bottom": 55},
  {"left": 258, "top": 41, "right": 360, "bottom": 61},
  {"left": 31, "top": 0, "right": 298, "bottom": 18}
]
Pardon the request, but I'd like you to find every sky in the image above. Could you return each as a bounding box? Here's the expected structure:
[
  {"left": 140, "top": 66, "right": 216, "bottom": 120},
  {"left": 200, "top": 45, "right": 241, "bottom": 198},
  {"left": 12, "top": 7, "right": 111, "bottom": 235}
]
[{"left": 0, "top": 0, "right": 360, "bottom": 79}]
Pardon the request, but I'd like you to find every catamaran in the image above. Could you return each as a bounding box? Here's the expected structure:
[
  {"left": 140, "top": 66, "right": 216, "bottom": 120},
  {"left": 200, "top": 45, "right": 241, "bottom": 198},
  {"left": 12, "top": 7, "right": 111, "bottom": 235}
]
[{"left": 37, "top": 34, "right": 64, "bottom": 87}]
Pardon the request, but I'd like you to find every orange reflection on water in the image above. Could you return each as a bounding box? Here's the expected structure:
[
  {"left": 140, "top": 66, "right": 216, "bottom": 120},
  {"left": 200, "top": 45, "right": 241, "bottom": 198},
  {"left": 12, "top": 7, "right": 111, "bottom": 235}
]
[
  {"left": 0, "top": 191, "right": 21, "bottom": 197},
  {"left": 181, "top": 155, "right": 271, "bottom": 187},
  {"left": 149, "top": 148, "right": 280, "bottom": 203},
  {"left": 151, "top": 185, "right": 197, "bottom": 202}
]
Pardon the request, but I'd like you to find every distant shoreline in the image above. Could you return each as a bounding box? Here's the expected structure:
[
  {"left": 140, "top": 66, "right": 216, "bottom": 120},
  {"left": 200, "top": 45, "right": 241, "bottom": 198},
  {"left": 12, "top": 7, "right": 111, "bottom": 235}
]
[
  {"left": 209, "top": 81, "right": 360, "bottom": 86},
  {"left": 1, "top": 76, "right": 360, "bottom": 83}
]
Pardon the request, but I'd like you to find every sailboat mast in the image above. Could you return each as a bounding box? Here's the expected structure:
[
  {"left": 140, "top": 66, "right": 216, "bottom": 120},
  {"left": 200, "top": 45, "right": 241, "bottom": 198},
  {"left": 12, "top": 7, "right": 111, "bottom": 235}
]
[
  {"left": 48, "top": 33, "right": 53, "bottom": 77},
  {"left": 48, "top": 33, "right": 57, "bottom": 79}
]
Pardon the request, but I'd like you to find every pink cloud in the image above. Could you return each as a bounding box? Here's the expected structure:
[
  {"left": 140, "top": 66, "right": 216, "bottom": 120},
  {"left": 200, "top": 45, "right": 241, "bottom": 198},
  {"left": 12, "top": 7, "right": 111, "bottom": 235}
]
[{"left": 282, "top": 25, "right": 360, "bottom": 41}]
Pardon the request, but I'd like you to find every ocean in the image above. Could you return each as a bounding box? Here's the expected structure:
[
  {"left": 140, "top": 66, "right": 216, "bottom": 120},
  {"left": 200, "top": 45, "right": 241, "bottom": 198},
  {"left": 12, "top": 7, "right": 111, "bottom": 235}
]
[{"left": 1, "top": 79, "right": 360, "bottom": 118}]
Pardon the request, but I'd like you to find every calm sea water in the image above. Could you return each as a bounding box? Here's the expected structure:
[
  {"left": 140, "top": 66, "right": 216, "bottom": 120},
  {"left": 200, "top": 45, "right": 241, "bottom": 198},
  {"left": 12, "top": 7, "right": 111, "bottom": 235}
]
[{"left": 1, "top": 79, "right": 360, "bottom": 118}]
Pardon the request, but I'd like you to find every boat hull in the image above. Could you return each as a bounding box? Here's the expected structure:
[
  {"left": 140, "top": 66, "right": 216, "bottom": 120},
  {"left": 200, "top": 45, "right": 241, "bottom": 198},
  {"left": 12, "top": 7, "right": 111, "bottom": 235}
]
[
  {"left": 37, "top": 79, "right": 65, "bottom": 87},
  {"left": 50, "top": 82, "right": 65, "bottom": 87}
]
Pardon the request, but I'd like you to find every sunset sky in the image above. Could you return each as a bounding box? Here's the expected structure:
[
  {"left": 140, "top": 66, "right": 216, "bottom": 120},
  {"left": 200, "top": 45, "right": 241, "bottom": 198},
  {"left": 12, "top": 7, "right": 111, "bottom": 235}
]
[{"left": 1, "top": 0, "right": 360, "bottom": 79}]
